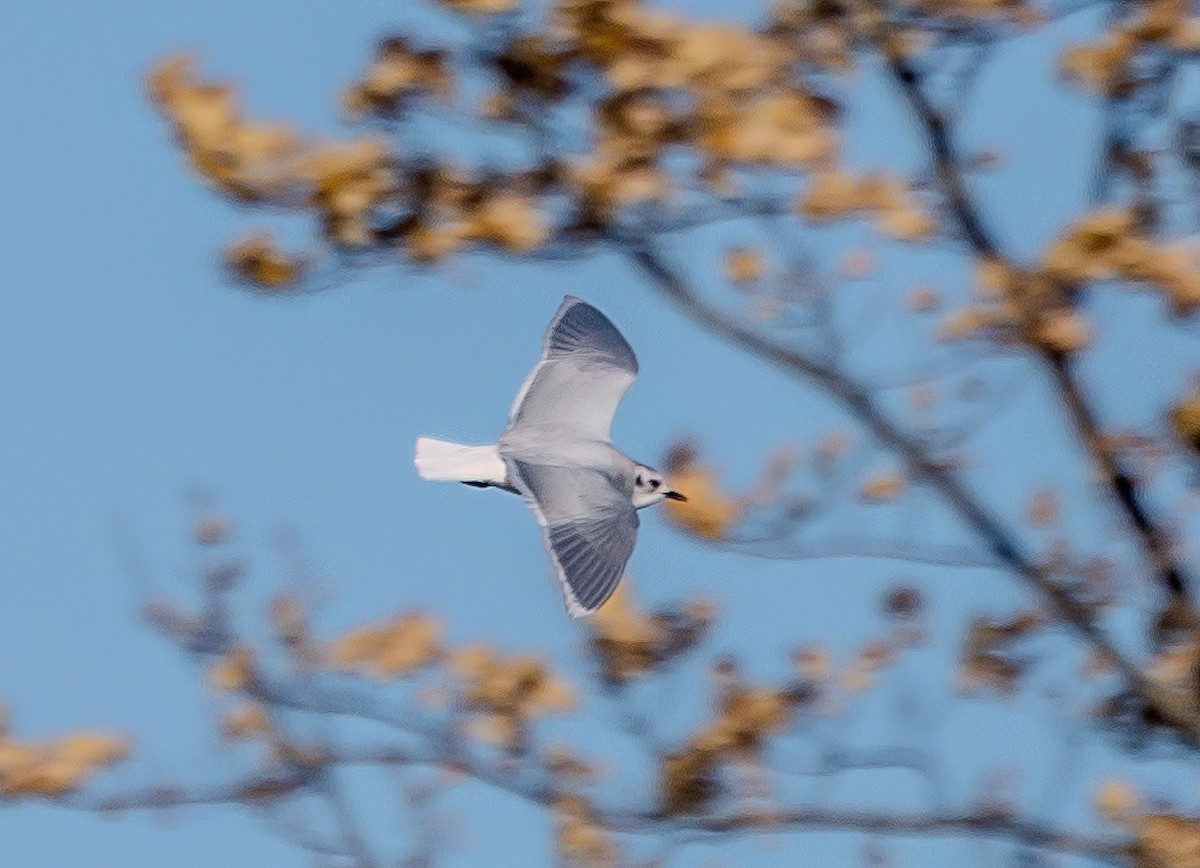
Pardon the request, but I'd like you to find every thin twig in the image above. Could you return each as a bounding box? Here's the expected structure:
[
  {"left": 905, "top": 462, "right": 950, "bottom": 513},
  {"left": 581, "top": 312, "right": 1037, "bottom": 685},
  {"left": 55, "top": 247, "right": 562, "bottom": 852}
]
[{"left": 623, "top": 238, "right": 1200, "bottom": 740}]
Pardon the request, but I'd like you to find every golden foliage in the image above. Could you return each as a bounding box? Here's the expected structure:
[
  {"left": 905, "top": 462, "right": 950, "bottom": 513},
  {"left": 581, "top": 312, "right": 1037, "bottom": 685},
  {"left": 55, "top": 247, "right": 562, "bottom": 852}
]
[
  {"left": 554, "top": 795, "right": 618, "bottom": 867},
  {"left": 342, "top": 38, "right": 451, "bottom": 119},
  {"left": 660, "top": 665, "right": 802, "bottom": 815},
  {"left": 957, "top": 610, "right": 1044, "bottom": 694},
  {"left": 325, "top": 612, "right": 442, "bottom": 679},
  {"left": 799, "top": 170, "right": 936, "bottom": 241},
  {"left": 553, "top": 0, "right": 840, "bottom": 184},
  {"left": 470, "top": 192, "right": 550, "bottom": 253},
  {"left": 147, "top": 56, "right": 395, "bottom": 249},
  {"left": 859, "top": 471, "right": 906, "bottom": 503},
  {"left": 207, "top": 646, "right": 258, "bottom": 692},
  {"left": 221, "top": 703, "right": 272, "bottom": 741},
  {"left": 588, "top": 581, "right": 715, "bottom": 683},
  {"left": 1042, "top": 209, "right": 1200, "bottom": 316},
  {"left": 1133, "top": 814, "right": 1200, "bottom": 868},
  {"left": 1060, "top": 0, "right": 1198, "bottom": 97},
  {"left": 1033, "top": 308, "right": 1093, "bottom": 353},
  {"left": 661, "top": 443, "right": 743, "bottom": 540},
  {"left": 1171, "top": 390, "right": 1200, "bottom": 452},
  {"left": 0, "top": 723, "right": 129, "bottom": 799},
  {"left": 298, "top": 138, "right": 393, "bottom": 247},
  {"left": 937, "top": 306, "right": 1000, "bottom": 342},
  {"left": 438, "top": 0, "right": 516, "bottom": 14},
  {"left": 452, "top": 646, "right": 576, "bottom": 752},
  {"left": 147, "top": 55, "right": 303, "bottom": 202},
  {"left": 224, "top": 233, "right": 305, "bottom": 290},
  {"left": 1095, "top": 778, "right": 1139, "bottom": 824},
  {"left": 724, "top": 246, "right": 765, "bottom": 286}
]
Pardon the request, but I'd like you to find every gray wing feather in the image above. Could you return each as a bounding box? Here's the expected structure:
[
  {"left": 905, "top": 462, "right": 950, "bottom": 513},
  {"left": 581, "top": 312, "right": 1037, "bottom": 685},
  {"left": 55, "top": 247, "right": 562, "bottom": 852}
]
[
  {"left": 506, "top": 458, "right": 638, "bottom": 617},
  {"left": 507, "top": 297, "right": 638, "bottom": 440}
]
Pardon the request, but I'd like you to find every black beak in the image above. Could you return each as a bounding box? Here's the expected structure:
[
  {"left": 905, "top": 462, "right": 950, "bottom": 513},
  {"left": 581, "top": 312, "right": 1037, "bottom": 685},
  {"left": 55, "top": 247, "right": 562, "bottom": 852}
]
[{"left": 664, "top": 490, "right": 687, "bottom": 502}]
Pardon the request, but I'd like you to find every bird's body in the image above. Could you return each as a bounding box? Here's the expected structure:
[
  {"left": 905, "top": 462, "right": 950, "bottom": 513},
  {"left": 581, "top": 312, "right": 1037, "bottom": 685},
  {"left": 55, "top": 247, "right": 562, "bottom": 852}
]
[{"left": 414, "top": 296, "right": 684, "bottom": 617}]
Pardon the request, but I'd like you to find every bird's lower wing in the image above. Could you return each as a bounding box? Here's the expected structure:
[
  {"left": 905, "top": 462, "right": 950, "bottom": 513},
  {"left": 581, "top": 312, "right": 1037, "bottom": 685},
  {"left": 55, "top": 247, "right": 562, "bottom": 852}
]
[{"left": 505, "top": 459, "right": 638, "bottom": 617}]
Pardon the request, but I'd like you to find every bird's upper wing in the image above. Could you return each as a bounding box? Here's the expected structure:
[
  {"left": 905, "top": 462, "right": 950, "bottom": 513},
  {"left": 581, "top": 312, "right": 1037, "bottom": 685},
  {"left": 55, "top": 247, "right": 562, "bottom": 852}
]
[
  {"left": 505, "top": 458, "right": 638, "bottom": 617},
  {"left": 506, "top": 297, "right": 638, "bottom": 441}
]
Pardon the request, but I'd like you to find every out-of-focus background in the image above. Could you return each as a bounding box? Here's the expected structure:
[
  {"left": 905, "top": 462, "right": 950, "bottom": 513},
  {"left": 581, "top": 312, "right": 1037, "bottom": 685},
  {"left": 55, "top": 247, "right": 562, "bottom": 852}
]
[{"left": 4, "top": 0, "right": 1200, "bottom": 865}]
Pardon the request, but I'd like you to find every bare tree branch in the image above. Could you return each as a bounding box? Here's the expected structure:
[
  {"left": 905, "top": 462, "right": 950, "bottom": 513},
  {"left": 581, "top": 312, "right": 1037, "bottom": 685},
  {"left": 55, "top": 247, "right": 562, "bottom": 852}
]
[
  {"left": 622, "top": 237, "right": 1200, "bottom": 740},
  {"left": 865, "top": 1, "right": 1196, "bottom": 603}
]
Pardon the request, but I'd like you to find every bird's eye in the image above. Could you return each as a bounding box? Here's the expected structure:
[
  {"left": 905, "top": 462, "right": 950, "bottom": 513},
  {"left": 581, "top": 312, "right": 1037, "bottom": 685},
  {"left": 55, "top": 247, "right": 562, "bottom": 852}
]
[{"left": 651, "top": 479, "right": 661, "bottom": 489}]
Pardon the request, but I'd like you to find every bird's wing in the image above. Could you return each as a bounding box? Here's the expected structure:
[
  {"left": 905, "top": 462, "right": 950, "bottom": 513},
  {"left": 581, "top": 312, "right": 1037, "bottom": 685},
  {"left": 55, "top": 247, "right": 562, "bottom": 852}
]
[
  {"left": 505, "top": 458, "right": 638, "bottom": 617},
  {"left": 506, "top": 297, "right": 638, "bottom": 441}
]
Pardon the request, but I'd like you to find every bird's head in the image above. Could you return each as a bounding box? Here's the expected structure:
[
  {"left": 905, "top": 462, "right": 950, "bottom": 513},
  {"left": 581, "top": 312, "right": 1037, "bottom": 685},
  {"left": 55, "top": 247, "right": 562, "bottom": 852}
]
[{"left": 631, "top": 464, "right": 687, "bottom": 509}]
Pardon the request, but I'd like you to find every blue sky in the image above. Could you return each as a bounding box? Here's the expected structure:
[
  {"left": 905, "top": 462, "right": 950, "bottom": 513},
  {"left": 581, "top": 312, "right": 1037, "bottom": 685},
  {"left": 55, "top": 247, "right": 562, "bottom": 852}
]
[{"left": 3, "top": 0, "right": 1199, "bottom": 865}]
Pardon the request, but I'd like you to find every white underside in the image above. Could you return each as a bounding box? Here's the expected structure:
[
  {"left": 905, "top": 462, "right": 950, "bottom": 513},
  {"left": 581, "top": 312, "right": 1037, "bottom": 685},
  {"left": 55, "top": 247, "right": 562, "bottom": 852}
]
[{"left": 414, "top": 437, "right": 507, "bottom": 485}]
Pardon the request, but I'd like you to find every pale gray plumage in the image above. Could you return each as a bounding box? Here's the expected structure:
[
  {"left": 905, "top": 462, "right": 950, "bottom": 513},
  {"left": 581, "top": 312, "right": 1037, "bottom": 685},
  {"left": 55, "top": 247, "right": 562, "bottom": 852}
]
[{"left": 415, "top": 296, "right": 685, "bottom": 617}]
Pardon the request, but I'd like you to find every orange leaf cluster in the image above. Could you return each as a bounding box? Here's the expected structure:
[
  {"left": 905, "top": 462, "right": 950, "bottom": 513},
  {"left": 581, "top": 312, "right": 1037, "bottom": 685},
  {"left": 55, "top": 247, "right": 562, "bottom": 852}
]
[
  {"left": 724, "top": 246, "right": 765, "bottom": 286},
  {"left": 325, "top": 612, "right": 442, "bottom": 679},
  {"left": 1095, "top": 778, "right": 1139, "bottom": 824},
  {"left": 1061, "top": 0, "right": 1200, "bottom": 97},
  {"left": 1132, "top": 813, "right": 1200, "bottom": 867},
  {"left": 1171, "top": 389, "right": 1200, "bottom": 452},
  {"left": 207, "top": 647, "right": 258, "bottom": 692},
  {"left": 438, "top": 0, "right": 516, "bottom": 14},
  {"left": 957, "top": 610, "right": 1044, "bottom": 695},
  {"left": 660, "top": 443, "right": 743, "bottom": 540},
  {"left": 799, "top": 170, "right": 936, "bottom": 241},
  {"left": 405, "top": 172, "right": 551, "bottom": 262},
  {"left": 223, "top": 233, "right": 305, "bottom": 289},
  {"left": 553, "top": 795, "right": 618, "bottom": 867},
  {"left": 1042, "top": 209, "right": 1200, "bottom": 316},
  {"left": 553, "top": 1, "right": 838, "bottom": 214},
  {"left": 0, "top": 720, "right": 129, "bottom": 799},
  {"left": 588, "top": 582, "right": 715, "bottom": 683},
  {"left": 342, "top": 37, "right": 451, "bottom": 119},
  {"left": 859, "top": 471, "right": 907, "bottom": 503},
  {"left": 221, "top": 703, "right": 272, "bottom": 742},
  {"left": 147, "top": 56, "right": 394, "bottom": 247},
  {"left": 453, "top": 646, "right": 576, "bottom": 752},
  {"left": 660, "top": 667, "right": 804, "bottom": 814}
]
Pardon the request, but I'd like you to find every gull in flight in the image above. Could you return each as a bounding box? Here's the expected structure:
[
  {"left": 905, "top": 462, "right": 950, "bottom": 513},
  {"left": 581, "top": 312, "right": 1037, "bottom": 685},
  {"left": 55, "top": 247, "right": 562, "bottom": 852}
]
[{"left": 414, "top": 296, "right": 686, "bottom": 617}]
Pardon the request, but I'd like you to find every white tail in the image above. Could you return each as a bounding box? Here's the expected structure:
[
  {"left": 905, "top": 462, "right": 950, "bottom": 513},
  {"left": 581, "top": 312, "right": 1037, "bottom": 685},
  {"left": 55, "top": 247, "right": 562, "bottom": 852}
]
[{"left": 414, "top": 437, "right": 507, "bottom": 485}]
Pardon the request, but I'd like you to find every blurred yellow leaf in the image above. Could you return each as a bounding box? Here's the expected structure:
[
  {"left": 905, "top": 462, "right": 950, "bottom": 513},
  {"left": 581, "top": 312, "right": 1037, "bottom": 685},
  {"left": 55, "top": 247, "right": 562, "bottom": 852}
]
[
  {"left": 724, "top": 246, "right": 764, "bottom": 286},
  {"left": 437, "top": 0, "right": 515, "bottom": 14},
  {"left": 327, "top": 612, "right": 442, "bottom": 679},
  {"left": 860, "top": 471, "right": 906, "bottom": 503},
  {"left": 1095, "top": 779, "right": 1138, "bottom": 824},
  {"left": 221, "top": 703, "right": 271, "bottom": 741},
  {"left": 224, "top": 233, "right": 305, "bottom": 289},
  {"left": 1171, "top": 390, "right": 1200, "bottom": 452},
  {"left": 1034, "top": 309, "right": 1093, "bottom": 353},
  {"left": 207, "top": 647, "right": 257, "bottom": 692}
]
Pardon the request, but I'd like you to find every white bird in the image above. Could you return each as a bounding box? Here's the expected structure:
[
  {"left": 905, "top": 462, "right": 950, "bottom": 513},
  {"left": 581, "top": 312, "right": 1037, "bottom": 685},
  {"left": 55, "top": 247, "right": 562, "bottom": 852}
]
[{"left": 414, "top": 296, "right": 686, "bottom": 617}]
